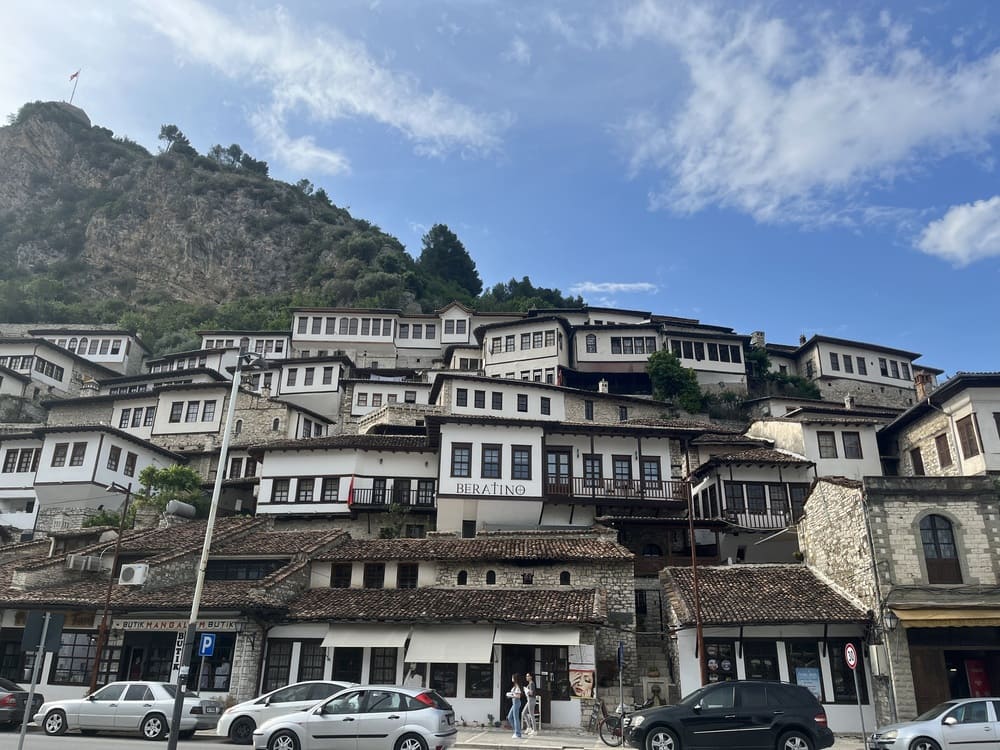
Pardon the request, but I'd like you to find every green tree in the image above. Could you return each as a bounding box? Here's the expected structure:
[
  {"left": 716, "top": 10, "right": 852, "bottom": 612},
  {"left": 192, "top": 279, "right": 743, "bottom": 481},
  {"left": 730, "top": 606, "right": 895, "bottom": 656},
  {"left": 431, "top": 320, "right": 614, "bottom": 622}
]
[
  {"left": 647, "top": 350, "right": 705, "bottom": 412},
  {"left": 416, "top": 224, "right": 483, "bottom": 297},
  {"left": 158, "top": 124, "right": 197, "bottom": 157},
  {"left": 133, "top": 464, "right": 209, "bottom": 517}
]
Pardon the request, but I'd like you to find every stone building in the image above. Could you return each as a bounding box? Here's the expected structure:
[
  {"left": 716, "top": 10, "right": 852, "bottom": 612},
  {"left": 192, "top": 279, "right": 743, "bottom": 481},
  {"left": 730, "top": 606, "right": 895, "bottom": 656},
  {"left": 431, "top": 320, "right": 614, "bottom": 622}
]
[{"left": 799, "top": 475, "right": 1000, "bottom": 722}]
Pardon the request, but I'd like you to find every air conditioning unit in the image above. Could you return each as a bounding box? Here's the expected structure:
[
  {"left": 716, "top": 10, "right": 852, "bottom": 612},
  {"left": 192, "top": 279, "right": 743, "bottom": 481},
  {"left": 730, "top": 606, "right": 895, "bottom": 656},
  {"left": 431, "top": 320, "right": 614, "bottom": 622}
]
[
  {"left": 83, "top": 556, "right": 104, "bottom": 572},
  {"left": 869, "top": 644, "right": 889, "bottom": 677},
  {"left": 66, "top": 554, "right": 87, "bottom": 571},
  {"left": 118, "top": 563, "right": 149, "bottom": 586}
]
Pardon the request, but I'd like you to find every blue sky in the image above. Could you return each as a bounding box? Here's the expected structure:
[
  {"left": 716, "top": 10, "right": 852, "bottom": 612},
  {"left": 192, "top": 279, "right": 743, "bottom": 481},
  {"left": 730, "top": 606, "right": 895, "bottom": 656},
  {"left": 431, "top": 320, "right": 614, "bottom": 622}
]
[{"left": 4, "top": 1, "right": 1000, "bottom": 375}]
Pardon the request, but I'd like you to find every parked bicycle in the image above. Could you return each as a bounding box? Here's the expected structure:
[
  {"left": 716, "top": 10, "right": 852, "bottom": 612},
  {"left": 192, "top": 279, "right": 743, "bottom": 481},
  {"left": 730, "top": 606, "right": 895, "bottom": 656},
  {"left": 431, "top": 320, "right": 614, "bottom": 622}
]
[{"left": 598, "top": 697, "right": 654, "bottom": 747}]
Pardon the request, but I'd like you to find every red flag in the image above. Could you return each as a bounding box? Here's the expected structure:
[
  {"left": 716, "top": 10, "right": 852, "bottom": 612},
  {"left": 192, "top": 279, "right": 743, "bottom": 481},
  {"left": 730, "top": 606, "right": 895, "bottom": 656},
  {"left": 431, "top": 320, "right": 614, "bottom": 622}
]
[
  {"left": 69, "top": 69, "right": 80, "bottom": 81},
  {"left": 347, "top": 476, "right": 355, "bottom": 507}
]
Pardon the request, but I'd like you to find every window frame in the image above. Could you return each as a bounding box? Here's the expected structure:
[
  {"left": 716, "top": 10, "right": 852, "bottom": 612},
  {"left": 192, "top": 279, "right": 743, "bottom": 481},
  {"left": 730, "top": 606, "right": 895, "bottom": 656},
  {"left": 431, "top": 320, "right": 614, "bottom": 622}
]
[
  {"left": 481, "top": 444, "right": 502, "bottom": 479},
  {"left": 451, "top": 443, "right": 472, "bottom": 478},
  {"left": 511, "top": 445, "right": 532, "bottom": 480},
  {"left": 816, "top": 431, "right": 838, "bottom": 459}
]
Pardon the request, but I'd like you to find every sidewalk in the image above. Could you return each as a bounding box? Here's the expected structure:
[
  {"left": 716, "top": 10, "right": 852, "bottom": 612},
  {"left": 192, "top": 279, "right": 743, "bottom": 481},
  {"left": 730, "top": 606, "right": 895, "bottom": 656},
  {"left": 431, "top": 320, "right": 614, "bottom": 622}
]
[{"left": 454, "top": 725, "right": 868, "bottom": 750}]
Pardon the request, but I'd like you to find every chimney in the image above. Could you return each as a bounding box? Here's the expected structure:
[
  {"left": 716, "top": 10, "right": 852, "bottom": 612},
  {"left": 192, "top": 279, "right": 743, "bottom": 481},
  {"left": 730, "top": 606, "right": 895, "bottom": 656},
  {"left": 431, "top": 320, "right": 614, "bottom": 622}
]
[
  {"left": 799, "top": 334, "right": 807, "bottom": 345},
  {"left": 598, "top": 379, "right": 609, "bottom": 394},
  {"left": 80, "top": 378, "right": 99, "bottom": 397},
  {"left": 844, "top": 395, "right": 855, "bottom": 410},
  {"left": 750, "top": 331, "right": 766, "bottom": 349},
  {"left": 914, "top": 370, "right": 933, "bottom": 401}
]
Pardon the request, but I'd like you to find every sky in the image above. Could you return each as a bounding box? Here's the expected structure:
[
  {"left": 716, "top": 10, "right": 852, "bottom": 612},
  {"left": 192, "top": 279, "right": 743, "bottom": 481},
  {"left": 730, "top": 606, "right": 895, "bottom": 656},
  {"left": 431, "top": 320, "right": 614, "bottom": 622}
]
[{"left": 4, "top": 0, "right": 1000, "bottom": 376}]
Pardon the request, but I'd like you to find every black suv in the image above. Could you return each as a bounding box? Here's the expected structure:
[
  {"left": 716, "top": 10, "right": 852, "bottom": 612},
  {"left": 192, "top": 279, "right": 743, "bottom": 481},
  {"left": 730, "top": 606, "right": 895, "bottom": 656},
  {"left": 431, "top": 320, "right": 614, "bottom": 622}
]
[{"left": 623, "top": 680, "right": 834, "bottom": 750}]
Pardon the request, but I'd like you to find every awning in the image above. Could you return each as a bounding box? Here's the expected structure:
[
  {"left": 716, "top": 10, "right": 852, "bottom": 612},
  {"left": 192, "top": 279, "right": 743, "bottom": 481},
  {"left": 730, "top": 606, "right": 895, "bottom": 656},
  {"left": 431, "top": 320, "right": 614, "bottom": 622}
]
[
  {"left": 493, "top": 626, "right": 580, "bottom": 646},
  {"left": 321, "top": 625, "right": 411, "bottom": 648},
  {"left": 404, "top": 626, "right": 495, "bottom": 663},
  {"left": 893, "top": 608, "right": 1000, "bottom": 628}
]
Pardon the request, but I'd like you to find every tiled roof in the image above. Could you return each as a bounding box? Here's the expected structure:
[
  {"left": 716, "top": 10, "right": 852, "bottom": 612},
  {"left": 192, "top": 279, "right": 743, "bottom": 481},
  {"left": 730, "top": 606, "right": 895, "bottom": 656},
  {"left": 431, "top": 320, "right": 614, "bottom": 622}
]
[
  {"left": 315, "top": 536, "right": 633, "bottom": 562},
  {"left": 662, "top": 565, "right": 866, "bottom": 626},
  {"left": 690, "top": 449, "right": 814, "bottom": 479},
  {"left": 692, "top": 433, "right": 769, "bottom": 445},
  {"left": 252, "top": 434, "right": 432, "bottom": 453},
  {"left": 288, "top": 587, "right": 603, "bottom": 623},
  {"left": 816, "top": 476, "right": 863, "bottom": 489},
  {"left": 623, "top": 418, "right": 740, "bottom": 432},
  {"left": 213, "top": 529, "right": 345, "bottom": 556}
]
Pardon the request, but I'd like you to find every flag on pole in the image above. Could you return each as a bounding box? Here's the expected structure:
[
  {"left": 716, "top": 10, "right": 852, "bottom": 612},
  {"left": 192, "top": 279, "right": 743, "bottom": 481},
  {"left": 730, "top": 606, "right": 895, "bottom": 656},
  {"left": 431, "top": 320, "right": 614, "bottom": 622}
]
[
  {"left": 69, "top": 69, "right": 80, "bottom": 81},
  {"left": 347, "top": 476, "right": 355, "bottom": 507}
]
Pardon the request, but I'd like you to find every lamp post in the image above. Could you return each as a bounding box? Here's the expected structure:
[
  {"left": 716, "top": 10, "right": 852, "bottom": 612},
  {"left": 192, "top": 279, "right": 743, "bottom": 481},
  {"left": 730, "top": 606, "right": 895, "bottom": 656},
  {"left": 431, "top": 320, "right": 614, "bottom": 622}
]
[
  {"left": 166, "top": 343, "right": 264, "bottom": 750},
  {"left": 88, "top": 481, "right": 132, "bottom": 695}
]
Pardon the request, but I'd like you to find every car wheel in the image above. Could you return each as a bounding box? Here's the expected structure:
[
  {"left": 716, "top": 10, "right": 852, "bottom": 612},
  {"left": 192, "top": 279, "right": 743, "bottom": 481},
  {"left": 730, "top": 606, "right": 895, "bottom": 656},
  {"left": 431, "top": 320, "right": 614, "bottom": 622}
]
[
  {"left": 267, "top": 729, "right": 300, "bottom": 750},
  {"left": 141, "top": 713, "right": 167, "bottom": 740},
  {"left": 909, "top": 739, "right": 942, "bottom": 750},
  {"left": 229, "top": 717, "right": 256, "bottom": 745},
  {"left": 778, "top": 730, "right": 814, "bottom": 750},
  {"left": 396, "top": 732, "right": 429, "bottom": 750},
  {"left": 43, "top": 710, "right": 68, "bottom": 736},
  {"left": 644, "top": 726, "right": 680, "bottom": 750}
]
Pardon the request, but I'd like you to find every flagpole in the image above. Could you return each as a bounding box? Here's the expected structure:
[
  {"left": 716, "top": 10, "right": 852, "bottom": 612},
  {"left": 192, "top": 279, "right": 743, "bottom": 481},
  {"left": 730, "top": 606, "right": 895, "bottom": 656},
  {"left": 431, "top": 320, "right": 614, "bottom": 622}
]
[{"left": 69, "top": 70, "right": 81, "bottom": 104}]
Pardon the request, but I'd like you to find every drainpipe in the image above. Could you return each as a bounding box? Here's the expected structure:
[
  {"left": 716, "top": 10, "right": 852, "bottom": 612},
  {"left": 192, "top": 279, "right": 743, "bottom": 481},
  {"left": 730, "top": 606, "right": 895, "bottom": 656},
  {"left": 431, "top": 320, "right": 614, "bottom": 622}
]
[{"left": 860, "top": 486, "right": 898, "bottom": 724}]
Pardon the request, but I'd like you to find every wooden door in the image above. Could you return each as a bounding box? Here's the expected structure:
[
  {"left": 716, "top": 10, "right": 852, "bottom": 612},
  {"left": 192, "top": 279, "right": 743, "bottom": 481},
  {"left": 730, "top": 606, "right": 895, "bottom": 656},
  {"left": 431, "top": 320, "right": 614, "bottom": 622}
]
[{"left": 910, "top": 647, "right": 949, "bottom": 713}]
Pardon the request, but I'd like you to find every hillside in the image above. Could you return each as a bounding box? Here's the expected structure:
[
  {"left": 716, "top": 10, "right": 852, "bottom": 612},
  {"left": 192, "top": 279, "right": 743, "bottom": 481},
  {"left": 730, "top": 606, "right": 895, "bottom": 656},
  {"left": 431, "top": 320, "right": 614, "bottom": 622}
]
[{"left": 0, "top": 101, "right": 580, "bottom": 354}]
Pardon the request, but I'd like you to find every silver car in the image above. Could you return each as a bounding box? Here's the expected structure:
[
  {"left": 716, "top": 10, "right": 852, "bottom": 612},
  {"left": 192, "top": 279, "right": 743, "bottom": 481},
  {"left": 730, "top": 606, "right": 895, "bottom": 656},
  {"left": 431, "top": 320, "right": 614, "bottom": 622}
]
[
  {"left": 252, "top": 685, "right": 457, "bottom": 750},
  {"left": 218, "top": 680, "right": 356, "bottom": 744},
  {"left": 35, "top": 681, "right": 224, "bottom": 740},
  {"left": 869, "top": 697, "right": 1000, "bottom": 750}
]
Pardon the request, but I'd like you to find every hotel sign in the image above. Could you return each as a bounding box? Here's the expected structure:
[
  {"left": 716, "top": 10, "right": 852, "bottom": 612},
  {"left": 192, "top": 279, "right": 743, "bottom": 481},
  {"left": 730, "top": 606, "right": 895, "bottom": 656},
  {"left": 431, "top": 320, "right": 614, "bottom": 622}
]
[
  {"left": 455, "top": 482, "right": 527, "bottom": 496},
  {"left": 112, "top": 618, "right": 240, "bottom": 631}
]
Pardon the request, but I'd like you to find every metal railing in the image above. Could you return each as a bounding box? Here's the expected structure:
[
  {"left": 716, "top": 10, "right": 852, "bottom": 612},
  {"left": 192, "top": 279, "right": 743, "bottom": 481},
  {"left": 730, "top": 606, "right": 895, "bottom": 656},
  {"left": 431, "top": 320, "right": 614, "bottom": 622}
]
[
  {"left": 544, "top": 477, "right": 690, "bottom": 501},
  {"left": 349, "top": 487, "right": 436, "bottom": 508}
]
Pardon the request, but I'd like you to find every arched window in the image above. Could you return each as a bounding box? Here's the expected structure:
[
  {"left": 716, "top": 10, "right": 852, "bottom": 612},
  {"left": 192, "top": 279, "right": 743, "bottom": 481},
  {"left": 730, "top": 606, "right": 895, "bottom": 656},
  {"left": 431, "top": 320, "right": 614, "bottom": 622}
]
[
  {"left": 68, "top": 338, "right": 78, "bottom": 352},
  {"left": 642, "top": 543, "right": 663, "bottom": 557},
  {"left": 457, "top": 571, "right": 467, "bottom": 586},
  {"left": 486, "top": 570, "right": 496, "bottom": 585},
  {"left": 78, "top": 337, "right": 88, "bottom": 354},
  {"left": 921, "top": 514, "right": 962, "bottom": 583},
  {"left": 234, "top": 419, "right": 243, "bottom": 436},
  {"left": 585, "top": 333, "right": 597, "bottom": 354},
  {"left": 271, "top": 418, "right": 280, "bottom": 431},
  {"left": 559, "top": 571, "right": 571, "bottom": 585}
]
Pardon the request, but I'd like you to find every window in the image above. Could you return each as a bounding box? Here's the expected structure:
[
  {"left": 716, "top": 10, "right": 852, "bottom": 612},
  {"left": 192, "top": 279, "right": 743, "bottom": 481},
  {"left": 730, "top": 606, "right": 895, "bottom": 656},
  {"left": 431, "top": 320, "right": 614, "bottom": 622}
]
[
  {"left": 785, "top": 641, "right": 824, "bottom": 700},
  {"left": 131, "top": 409, "right": 143, "bottom": 428},
  {"left": 169, "top": 402, "right": 184, "bottom": 422},
  {"left": 457, "top": 571, "right": 468, "bottom": 585},
  {"left": 486, "top": 570, "right": 496, "bottom": 585},
  {"left": 843, "top": 356, "right": 854, "bottom": 374},
  {"left": 297, "top": 317, "right": 308, "bottom": 334},
  {"left": 618, "top": 406, "right": 628, "bottom": 422},
  {"left": 512, "top": 446, "right": 531, "bottom": 480},
  {"left": 272, "top": 418, "right": 280, "bottom": 431},
  {"left": 119, "top": 408, "right": 131, "bottom": 428},
  {"left": 122, "top": 452, "right": 137, "bottom": 477},
  {"left": 330, "top": 564, "right": 352, "bottom": 588},
  {"left": 369, "top": 647, "right": 397, "bottom": 684},
  {"left": 956, "top": 415, "right": 981, "bottom": 459},
  {"left": 829, "top": 352, "right": 840, "bottom": 371},
  {"left": 745, "top": 484, "right": 766, "bottom": 514},
  {"left": 303, "top": 368, "right": 315, "bottom": 386},
  {"left": 910, "top": 448, "right": 925, "bottom": 476},
  {"left": 69, "top": 442, "right": 87, "bottom": 467},
  {"left": 357, "top": 392, "right": 369, "bottom": 407},
  {"left": 286, "top": 368, "right": 298, "bottom": 387},
  {"left": 560, "top": 571, "right": 571, "bottom": 585},
  {"left": 456, "top": 320, "right": 466, "bottom": 335},
  {"left": 583, "top": 454, "right": 602, "bottom": 488},
  {"left": 901, "top": 363, "right": 911, "bottom": 380},
  {"left": 399, "top": 324, "right": 409, "bottom": 339},
  {"left": 489, "top": 392, "right": 502, "bottom": 410},
  {"left": 48, "top": 632, "right": 96, "bottom": 685},
  {"left": 323, "top": 367, "right": 334, "bottom": 385},
  {"left": 1, "top": 450, "right": 15, "bottom": 473},
  {"left": 702, "top": 641, "right": 737, "bottom": 683},
  {"left": 51, "top": 443, "right": 68, "bottom": 467},
  {"left": 516, "top": 394, "right": 528, "bottom": 412},
  {"left": 272, "top": 478, "right": 290, "bottom": 502},
  {"left": 451, "top": 444, "right": 471, "bottom": 477},
  {"left": 502, "top": 335, "right": 514, "bottom": 352},
  {"left": 296, "top": 479, "right": 314, "bottom": 503},
  {"left": 586, "top": 334, "right": 597, "bottom": 353},
  {"left": 935, "top": 434, "right": 953, "bottom": 467},
  {"left": 456, "top": 388, "right": 468, "bottom": 407},
  {"left": 805, "top": 360, "right": 814, "bottom": 378},
  {"left": 397, "top": 563, "right": 418, "bottom": 589},
  {"left": 482, "top": 445, "right": 501, "bottom": 479},
  {"left": 364, "top": 563, "right": 385, "bottom": 589},
  {"left": 921, "top": 514, "right": 962, "bottom": 583},
  {"left": 879, "top": 358, "right": 889, "bottom": 376},
  {"left": 202, "top": 400, "right": 216, "bottom": 421},
  {"left": 540, "top": 397, "right": 551, "bottom": 416},
  {"left": 767, "top": 484, "right": 788, "bottom": 514},
  {"left": 490, "top": 337, "right": 501, "bottom": 354},
  {"left": 724, "top": 483, "right": 745, "bottom": 513},
  {"left": 426, "top": 324, "right": 436, "bottom": 339},
  {"left": 842, "top": 431, "right": 863, "bottom": 459},
  {"left": 584, "top": 400, "right": 594, "bottom": 420},
  {"left": 474, "top": 390, "right": 486, "bottom": 409},
  {"left": 107, "top": 445, "right": 122, "bottom": 471},
  {"left": 430, "top": 663, "right": 457, "bottom": 697},
  {"left": 404, "top": 390, "right": 417, "bottom": 404},
  {"left": 465, "top": 663, "right": 493, "bottom": 698},
  {"left": 185, "top": 401, "right": 200, "bottom": 422},
  {"left": 817, "top": 431, "right": 838, "bottom": 458},
  {"left": 445, "top": 320, "right": 455, "bottom": 335},
  {"left": 828, "top": 639, "right": 868, "bottom": 703},
  {"left": 856, "top": 357, "right": 867, "bottom": 375},
  {"left": 297, "top": 642, "right": 326, "bottom": 682},
  {"left": 519, "top": 333, "right": 530, "bottom": 349}
]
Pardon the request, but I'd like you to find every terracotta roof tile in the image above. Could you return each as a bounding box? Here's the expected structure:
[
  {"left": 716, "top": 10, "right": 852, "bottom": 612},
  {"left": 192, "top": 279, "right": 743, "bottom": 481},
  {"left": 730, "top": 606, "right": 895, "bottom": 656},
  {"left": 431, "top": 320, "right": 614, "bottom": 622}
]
[
  {"left": 288, "top": 587, "right": 603, "bottom": 623},
  {"left": 690, "top": 449, "right": 814, "bottom": 479},
  {"left": 663, "top": 565, "right": 866, "bottom": 626},
  {"left": 316, "top": 536, "right": 633, "bottom": 562},
  {"left": 213, "top": 529, "right": 345, "bottom": 556},
  {"left": 252, "top": 435, "right": 432, "bottom": 453}
]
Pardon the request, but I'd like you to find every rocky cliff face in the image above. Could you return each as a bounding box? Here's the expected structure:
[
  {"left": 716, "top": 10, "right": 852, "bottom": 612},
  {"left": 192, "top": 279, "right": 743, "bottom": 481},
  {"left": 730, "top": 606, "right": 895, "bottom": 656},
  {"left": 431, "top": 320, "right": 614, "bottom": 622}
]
[{"left": 0, "top": 101, "right": 409, "bottom": 309}]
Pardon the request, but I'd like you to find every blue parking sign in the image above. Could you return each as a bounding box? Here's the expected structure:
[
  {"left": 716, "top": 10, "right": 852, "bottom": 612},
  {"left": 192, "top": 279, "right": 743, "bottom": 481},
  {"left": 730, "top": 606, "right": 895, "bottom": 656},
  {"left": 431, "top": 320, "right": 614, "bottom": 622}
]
[{"left": 198, "top": 633, "right": 216, "bottom": 657}]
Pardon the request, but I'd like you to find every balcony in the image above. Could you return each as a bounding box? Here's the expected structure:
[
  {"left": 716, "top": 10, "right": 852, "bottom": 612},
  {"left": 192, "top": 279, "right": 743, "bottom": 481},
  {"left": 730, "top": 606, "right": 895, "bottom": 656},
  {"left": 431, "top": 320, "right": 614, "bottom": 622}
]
[
  {"left": 544, "top": 477, "right": 690, "bottom": 506},
  {"left": 349, "top": 487, "right": 436, "bottom": 512},
  {"left": 691, "top": 505, "right": 804, "bottom": 531}
]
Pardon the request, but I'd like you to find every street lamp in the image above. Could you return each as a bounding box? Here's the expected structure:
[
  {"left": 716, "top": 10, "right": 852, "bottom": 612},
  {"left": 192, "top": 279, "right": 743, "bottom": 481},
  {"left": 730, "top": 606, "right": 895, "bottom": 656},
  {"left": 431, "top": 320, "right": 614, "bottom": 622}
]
[
  {"left": 166, "top": 343, "right": 266, "bottom": 750},
  {"left": 88, "top": 481, "right": 132, "bottom": 695}
]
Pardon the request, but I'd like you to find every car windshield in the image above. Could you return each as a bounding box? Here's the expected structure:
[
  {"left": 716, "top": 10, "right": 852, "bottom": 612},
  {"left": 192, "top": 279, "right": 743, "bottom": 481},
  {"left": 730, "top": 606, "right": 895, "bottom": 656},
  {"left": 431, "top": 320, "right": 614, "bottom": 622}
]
[
  {"left": 0, "top": 677, "right": 23, "bottom": 691},
  {"left": 914, "top": 702, "right": 960, "bottom": 722}
]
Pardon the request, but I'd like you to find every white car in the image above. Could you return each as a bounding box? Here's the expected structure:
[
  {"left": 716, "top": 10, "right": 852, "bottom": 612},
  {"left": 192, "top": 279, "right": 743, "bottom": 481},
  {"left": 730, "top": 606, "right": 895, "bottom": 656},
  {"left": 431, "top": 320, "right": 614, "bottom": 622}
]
[
  {"left": 252, "top": 685, "right": 457, "bottom": 750},
  {"left": 218, "top": 680, "right": 356, "bottom": 744},
  {"left": 35, "top": 681, "right": 223, "bottom": 739}
]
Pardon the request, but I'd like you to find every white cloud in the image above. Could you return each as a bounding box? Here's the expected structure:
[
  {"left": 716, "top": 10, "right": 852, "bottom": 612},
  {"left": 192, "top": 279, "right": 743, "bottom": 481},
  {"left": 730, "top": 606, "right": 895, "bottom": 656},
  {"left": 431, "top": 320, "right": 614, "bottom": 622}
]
[
  {"left": 133, "top": 0, "right": 506, "bottom": 173},
  {"left": 917, "top": 197, "right": 1000, "bottom": 266},
  {"left": 619, "top": 1, "right": 1000, "bottom": 225},
  {"left": 503, "top": 36, "right": 532, "bottom": 66},
  {"left": 570, "top": 281, "right": 659, "bottom": 294}
]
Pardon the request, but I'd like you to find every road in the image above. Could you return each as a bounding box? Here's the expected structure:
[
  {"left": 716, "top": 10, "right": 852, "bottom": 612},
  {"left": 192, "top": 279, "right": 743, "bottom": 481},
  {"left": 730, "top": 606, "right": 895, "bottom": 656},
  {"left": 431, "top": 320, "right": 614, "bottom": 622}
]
[{"left": 4, "top": 730, "right": 232, "bottom": 750}]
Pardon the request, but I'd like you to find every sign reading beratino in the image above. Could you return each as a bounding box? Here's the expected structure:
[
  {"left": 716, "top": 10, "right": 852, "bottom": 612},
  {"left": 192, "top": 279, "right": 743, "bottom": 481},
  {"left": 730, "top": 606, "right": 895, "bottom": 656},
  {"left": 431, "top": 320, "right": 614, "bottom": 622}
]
[{"left": 455, "top": 482, "right": 528, "bottom": 495}]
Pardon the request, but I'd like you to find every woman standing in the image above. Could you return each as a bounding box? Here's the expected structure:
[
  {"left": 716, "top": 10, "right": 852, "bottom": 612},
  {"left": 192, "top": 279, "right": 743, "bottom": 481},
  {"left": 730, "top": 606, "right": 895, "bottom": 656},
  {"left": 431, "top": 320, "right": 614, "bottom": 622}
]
[
  {"left": 506, "top": 673, "right": 524, "bottom": 739},
  {"left": 521, "top": 672, "right": 538, "bottom": 736}
]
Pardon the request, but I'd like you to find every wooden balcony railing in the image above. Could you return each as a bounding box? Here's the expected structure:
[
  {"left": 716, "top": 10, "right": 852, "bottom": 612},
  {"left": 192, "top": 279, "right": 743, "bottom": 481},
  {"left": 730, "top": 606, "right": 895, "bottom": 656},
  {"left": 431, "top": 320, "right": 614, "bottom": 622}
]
[
  {"left": 691, "top": 505, "right": 805, "bottom": 530},
  {"left": 349, "top": 488, "right": 436, "bottom": 509},
  {"left": 544, "top": 477, "right": 690, "bottom": 502}
]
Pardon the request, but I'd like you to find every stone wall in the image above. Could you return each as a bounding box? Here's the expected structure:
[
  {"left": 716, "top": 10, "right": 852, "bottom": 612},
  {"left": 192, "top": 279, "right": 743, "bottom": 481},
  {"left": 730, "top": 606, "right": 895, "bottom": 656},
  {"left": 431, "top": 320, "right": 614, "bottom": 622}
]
[
  {"left": 814, "top": 376, "right": 916, "bottom": 410},
  {"left": 45, "top": 399, "right": 114, "bottom": 426},
  {"left": 891, "top": 412, "right": 961, "bottom": 478}
]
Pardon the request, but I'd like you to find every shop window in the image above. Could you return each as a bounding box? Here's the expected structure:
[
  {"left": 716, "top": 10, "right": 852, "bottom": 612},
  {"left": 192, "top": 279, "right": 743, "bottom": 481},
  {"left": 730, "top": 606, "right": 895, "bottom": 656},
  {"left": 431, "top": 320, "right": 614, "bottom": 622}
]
[
  {"left": 369, "top": 647, "right": 398, "bottom": 684},
  {"left": 298, "top": 642, "right": 326, "bottom": 682},
  {"left": 332, "top": 647, "right": 363, "bottom": 683},
  {"left": 189, "top": 632, "right": 235, "bottom": 690},
  {"left": 703, "top": 640, "right": 737, "bottom": 683},
  {"left": 465, "top": 663, "right": 494, "bottom": 698},
  {"left": 541, "top": 646, "right": 570, "bottom": 700},
  {"left": 48, "top": 632, "right": 96, "bottom": 685},
  {"left": 430, "top": 663, "right": 458, "bottom": 697},
  {"left": 921, "top": 514, "right": 963, "bottom": 584},
  {"left": 828, "top": 639, "right": 868, "bottom": 703},
  {"left": 743, "top": 641, "right": 779, "bottom": 681},
  {"left": 785, "top": 641, "right": 824, "bottom": 700},
  {"left": 263, "top": 641, "right": 293, "bottom": 693}
]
